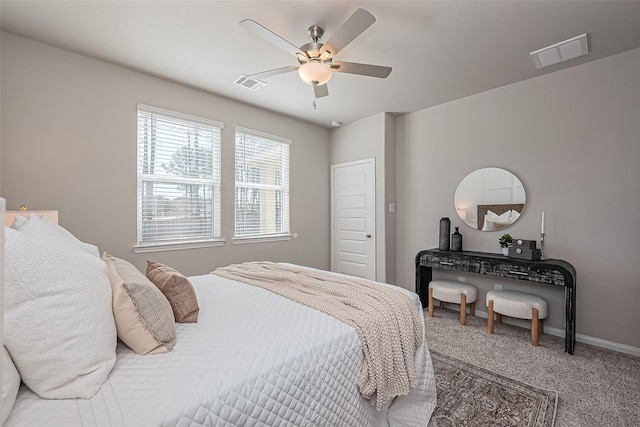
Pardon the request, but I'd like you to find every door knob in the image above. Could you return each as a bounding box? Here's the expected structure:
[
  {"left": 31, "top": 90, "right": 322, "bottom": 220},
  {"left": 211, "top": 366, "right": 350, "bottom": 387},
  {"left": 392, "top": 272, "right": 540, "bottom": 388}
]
[{"left": 366, "top": 234, "right": 372, "bottom": 238}]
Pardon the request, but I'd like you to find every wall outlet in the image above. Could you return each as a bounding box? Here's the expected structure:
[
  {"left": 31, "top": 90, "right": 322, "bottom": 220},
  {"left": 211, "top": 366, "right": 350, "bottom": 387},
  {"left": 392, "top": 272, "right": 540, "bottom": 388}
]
[
  {"left": 388, "top": 203, "right": 396, "bottom": 213},
  {"left": 457, "top": 277, "right": 466, "bottom": 282},
  {"left": 494, "top": 284, "right": 503, "bottom": 290}
]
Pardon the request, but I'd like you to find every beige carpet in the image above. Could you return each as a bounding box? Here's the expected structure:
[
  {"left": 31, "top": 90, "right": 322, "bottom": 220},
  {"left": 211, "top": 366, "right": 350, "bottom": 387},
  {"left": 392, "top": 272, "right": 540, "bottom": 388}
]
[
  {"left": 428, "top": 350, "right": 557, "bottom": 426},
  {"left": 424, "top": 307, "right": 640, "bottom": 426}
]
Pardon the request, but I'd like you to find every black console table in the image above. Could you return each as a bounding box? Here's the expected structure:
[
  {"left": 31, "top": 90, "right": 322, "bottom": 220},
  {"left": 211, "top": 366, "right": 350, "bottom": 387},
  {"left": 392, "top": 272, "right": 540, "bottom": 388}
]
[{"left": 415, "top": 248, "right": 577, "bottom": 354}]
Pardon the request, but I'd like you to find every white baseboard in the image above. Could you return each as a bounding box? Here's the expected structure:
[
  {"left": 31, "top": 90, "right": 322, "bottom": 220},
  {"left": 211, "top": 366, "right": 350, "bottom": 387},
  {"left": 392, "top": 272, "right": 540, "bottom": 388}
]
[
  {"left": 434, "top": 305, "right": 640, "bottom": 357},
  {"left": 572, "top": 333, "right": 640, "bottom": 357}
]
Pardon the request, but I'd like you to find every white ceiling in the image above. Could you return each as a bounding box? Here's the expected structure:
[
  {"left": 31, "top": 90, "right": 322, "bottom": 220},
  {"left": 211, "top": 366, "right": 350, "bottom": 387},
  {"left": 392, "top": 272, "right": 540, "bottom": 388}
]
[{"left": 2, "top": 1, "right": 639, "bottom": 128}]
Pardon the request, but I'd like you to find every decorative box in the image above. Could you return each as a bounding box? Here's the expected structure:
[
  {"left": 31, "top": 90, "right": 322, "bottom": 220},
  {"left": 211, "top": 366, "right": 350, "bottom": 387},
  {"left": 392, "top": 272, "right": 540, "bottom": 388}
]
[
  {"left": 513, "top": 239, "right": 537, "bottom": 249},
  {"left": 508, "top": 246, "right": 542, "bottom": 260}
]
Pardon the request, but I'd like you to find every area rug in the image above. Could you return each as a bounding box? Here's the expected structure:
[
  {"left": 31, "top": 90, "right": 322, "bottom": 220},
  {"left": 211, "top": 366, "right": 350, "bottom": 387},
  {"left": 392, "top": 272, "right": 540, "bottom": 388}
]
[{"left": 428, "top": 350, "right": 558, "bottom": 427}]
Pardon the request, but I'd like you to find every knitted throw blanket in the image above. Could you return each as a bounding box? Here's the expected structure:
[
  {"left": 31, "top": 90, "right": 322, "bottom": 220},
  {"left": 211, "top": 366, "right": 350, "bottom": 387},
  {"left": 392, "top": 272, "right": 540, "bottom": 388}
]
[{"left": 212, "top": 262, "right": 423, "bottom": 410}]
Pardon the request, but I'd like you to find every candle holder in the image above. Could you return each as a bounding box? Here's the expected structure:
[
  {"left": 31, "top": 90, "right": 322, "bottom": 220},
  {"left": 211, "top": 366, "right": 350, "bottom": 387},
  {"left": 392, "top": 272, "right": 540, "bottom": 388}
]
[{"left": 540, "top": 232, "right": 548, "bottom": 260}]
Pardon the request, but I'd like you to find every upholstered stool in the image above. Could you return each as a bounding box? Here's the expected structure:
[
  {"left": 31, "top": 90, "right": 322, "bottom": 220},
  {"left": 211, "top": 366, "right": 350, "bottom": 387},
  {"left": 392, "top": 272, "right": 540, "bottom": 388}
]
[
  {"left": 486, "top": 290, "right": 548, "bottom": 346},
  {"left": 428, "top": 280, "right": 477, "bottom": 326}
]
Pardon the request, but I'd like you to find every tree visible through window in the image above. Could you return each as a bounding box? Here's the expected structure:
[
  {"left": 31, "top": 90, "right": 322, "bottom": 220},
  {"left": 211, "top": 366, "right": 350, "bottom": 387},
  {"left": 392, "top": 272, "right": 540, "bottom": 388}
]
[
  {"left": 235, "top": 128, "right": 290, "bottom": 238},
  {"left": 137, "top": 105, "right": 222, "bottom": 247}
]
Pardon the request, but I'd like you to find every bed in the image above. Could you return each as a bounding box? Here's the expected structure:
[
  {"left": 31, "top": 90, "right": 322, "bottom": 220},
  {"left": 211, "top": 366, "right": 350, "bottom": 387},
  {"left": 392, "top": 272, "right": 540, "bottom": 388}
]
[{"left": 2, "top": 211, "right": 436, "bottom": 426}]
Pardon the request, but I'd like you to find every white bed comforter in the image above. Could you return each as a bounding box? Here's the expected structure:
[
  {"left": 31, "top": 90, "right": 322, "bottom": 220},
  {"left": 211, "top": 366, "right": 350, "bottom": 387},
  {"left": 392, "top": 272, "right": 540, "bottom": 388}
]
[{"left": 6, "top": 271, "right": 436, "bottom": 427}]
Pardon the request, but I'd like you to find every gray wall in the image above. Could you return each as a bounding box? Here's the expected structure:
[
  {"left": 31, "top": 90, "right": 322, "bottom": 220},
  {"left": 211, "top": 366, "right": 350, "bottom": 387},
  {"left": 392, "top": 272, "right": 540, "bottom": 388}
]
[
  {"left": 383, "top": 114, "right": 396, "bottom": 286},
  {"left": 3, "top": 29, "right": 639, "bottom": 350},
  {"left": 395, "top": 48, "right": 640, "bottom": 349},
  {"left": 0, "top": 31, "right": 331, "bottom": 275}
]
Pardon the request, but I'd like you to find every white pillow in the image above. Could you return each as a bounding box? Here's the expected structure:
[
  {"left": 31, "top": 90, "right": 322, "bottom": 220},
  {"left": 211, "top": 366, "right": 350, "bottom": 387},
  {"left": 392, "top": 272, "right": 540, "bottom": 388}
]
[
  {"left": 10, "top": 214, "right": 26, "bottom": 228},
  {"left": 3, "top": 227, "right": 116, "bottom": 399},
  {"left": 12, "top": 213, "right": 99, "bottom": 258},
  {"left": 495, "top": 210, "right": 512, "bottom": 221},
  {"left": 41, "top": 214, "right": 100, "bottom": 257},
  {"left": 2, "top": 346, "right": 20, "bottom": 423},
  {"left": 510, "top": 210, "right": 521, "bottom": 221},
  {"left": 482, "top": 218, "right": 505, "bottom": 231},
  {"left": 483, "top": 210, "right": 513, "bottom": 231},
  {"left": 484, "top": 218, "right": 509, "bottom": 231},
  {"left": 485, "top": 210, "right": 498, "bottom": 218}
]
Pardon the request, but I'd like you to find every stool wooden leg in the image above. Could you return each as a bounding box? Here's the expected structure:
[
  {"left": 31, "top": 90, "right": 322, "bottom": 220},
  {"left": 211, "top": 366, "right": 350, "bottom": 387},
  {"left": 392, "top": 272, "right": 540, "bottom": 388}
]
[
  {"left": 439, "top": 300, "right": 445, "bottom": 309},
  {"left": 428, "top": 288, "right": 434, "bottom": 318},
  {"left": 495, "top": 313, "right": 502, "bottom": 324},
  {"left": 460, "top": 294, "right": 467, "bottom": 326},
  {"left": 470, "top": 302, "right": 475, "bottom": 316},
  {"left": 539, "top": 319, "right": 544, "bottom": 335},
  {"left": 487, "top": 300, "right": 494, "bottom": 334},
  {"left": 531, "top": 308, "right": 539, "bottom": 346}
]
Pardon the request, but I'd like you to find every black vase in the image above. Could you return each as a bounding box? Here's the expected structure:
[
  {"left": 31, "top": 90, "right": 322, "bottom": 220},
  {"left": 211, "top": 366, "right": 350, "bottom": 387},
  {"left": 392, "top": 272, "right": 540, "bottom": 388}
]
[
  {"left": 451, "top": 227, "right": 462, "bottom": 252},
  {"left": 439, "top": 217, "right": 450, "bottom": 250}
]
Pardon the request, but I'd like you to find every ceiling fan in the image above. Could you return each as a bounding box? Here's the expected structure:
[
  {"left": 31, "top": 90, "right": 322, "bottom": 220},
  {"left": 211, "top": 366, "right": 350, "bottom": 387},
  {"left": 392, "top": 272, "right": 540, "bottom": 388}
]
[{"left": 239, "top": 8, "right": 392, "bottom": 102}]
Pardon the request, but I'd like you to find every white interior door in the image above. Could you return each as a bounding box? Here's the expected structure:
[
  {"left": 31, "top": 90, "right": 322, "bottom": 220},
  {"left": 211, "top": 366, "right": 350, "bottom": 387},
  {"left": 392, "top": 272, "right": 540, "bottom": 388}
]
[{"left": 331, "top": 159, "right": 375, "bottom": 280}]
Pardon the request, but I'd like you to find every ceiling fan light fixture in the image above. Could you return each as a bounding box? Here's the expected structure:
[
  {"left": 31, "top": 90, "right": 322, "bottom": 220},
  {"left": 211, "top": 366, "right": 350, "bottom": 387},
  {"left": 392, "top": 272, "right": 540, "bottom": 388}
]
[{"left": 298, "top": 61, "right": 332, "bottom": 86}]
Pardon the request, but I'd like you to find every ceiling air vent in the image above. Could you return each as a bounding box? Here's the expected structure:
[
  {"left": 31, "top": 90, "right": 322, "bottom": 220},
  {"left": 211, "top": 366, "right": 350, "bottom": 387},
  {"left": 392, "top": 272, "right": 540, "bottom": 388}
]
[
  {"left": 530, "top": 34, "right": 589, "bottom": 69},
  {"left": 234, "top": 75, "right": 266, "bottom": 91}
]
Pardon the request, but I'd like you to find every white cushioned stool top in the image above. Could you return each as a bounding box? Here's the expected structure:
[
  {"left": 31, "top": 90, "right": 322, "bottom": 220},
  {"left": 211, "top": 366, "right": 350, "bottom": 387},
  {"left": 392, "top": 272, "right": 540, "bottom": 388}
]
[
  {"left": 486, "top": 290, "right": 548, "bottom": 320},
  {"left": 429, "top": 280, "right": 477, "bottom": 304}
]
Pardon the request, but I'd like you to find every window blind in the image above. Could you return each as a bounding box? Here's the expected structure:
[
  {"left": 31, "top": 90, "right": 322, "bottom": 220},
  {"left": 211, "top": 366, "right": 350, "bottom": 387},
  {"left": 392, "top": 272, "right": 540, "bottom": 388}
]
[
  {"left": 235, "top": 127, "right": 290, "bottom": 238},
  {"left": 137, "top": 105, "right": 222, "bottom": 246}
]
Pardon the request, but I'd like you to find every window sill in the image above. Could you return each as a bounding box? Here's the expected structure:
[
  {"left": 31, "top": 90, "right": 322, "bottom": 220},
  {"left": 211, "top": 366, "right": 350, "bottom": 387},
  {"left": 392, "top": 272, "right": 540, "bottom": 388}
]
[
  {"left": 133, "top": 239, "right": 225, "bottom": 253},
  {"left": 232, "top": 234, "right": 291, "bottom": 245}
]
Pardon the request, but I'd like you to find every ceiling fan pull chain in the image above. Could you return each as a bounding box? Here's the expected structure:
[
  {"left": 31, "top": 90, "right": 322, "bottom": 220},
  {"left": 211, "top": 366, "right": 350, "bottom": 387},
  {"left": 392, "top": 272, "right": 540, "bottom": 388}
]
[{"left": 312, "top": 86, "right": 317, "bottom": 109}]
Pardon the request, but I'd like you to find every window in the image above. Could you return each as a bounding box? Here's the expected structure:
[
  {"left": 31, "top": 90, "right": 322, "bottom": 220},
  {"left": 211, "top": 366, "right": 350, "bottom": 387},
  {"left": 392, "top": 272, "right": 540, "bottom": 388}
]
[
  {"left": 234, "top": 127, "right": 290, "bottom": 241},
  {"left": 136, "top": 104, "right": 222, "bottom": 251}
]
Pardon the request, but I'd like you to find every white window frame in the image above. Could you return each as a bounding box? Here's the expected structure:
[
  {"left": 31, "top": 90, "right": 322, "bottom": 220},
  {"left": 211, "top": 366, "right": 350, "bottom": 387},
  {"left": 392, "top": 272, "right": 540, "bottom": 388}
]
[
  {"left": 233, "top": 126, "right": 291, "bottom": 244},
  {"left": 134, "top": 104, "right": 224, "bottom": 253}
]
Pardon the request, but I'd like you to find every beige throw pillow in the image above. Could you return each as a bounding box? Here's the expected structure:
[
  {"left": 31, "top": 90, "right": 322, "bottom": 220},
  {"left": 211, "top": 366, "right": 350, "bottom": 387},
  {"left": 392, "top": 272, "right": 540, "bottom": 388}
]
[
  {"left": 102, "top": 253, "right": 176, "bottom": 355},
  {"left": 146, "top": 261, "right": 199, "bottom": 323}
]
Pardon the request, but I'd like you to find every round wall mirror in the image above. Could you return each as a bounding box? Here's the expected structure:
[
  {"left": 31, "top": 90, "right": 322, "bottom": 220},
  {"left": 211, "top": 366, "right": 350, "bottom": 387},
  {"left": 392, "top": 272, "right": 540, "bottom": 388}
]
[{"left": 454, "top": 167, "right": 526, "bottom": 231}]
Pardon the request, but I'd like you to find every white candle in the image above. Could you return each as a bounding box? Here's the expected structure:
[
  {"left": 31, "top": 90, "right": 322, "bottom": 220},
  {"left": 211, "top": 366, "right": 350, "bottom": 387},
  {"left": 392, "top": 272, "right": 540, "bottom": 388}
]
[{"left": 541, "top": 211, "right": 545, "bottom": 234}]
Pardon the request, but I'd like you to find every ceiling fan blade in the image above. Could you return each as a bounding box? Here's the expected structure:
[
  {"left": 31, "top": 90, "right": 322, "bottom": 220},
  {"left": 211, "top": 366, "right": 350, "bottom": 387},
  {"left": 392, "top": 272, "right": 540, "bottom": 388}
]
[
  {"left": 331, "top": 61, "right": 392, "bottom": 78},
  {"left": 247, "top": 65, "right": 299, "bottom": 80},
  {"left": 314, "top": 84, "right": 329, "bottom": 98},
  {"left": 240, "top": 19, "right": 306, "bottom": 57},
  {"left": 321, "top": 8, "right": 376, "bottom": 58}
]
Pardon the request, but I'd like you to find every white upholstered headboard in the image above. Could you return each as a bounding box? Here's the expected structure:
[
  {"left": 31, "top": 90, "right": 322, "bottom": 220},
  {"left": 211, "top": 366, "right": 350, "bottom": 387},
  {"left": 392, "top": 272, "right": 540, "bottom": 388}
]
[{"left": 5, "top": 211, "right": 58, "bottom": 227}]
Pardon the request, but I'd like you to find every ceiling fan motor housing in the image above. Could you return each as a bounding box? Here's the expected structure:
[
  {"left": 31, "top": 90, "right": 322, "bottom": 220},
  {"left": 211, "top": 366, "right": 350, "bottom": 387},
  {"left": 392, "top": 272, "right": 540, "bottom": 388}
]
[{"left": 307, "top": 25, "right": 324, "bottom": 42}]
